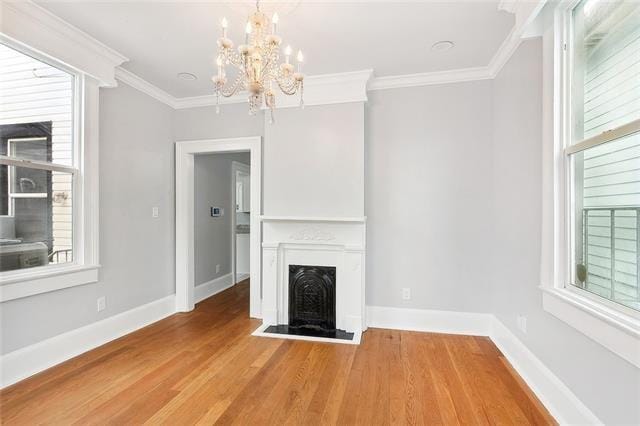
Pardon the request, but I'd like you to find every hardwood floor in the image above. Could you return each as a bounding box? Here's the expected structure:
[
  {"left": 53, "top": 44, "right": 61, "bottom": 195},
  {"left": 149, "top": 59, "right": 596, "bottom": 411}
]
[{"left": 1, "top": 281, "right": 556, "bottom": 425}]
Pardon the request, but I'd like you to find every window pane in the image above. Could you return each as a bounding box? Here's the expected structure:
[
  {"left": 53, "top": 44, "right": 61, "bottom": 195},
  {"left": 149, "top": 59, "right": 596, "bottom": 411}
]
[
  {"left": 572, "top": 132, "right": 640, "bottom": 311},
  {"left": 572, "top": 0, "right": 640, "bottom": 142},
  {"left": 0, "top": 43, "right": 74, "bottom": 166},
  {"left": 0, "top": 165, "right": 73, "bottom": 272}
]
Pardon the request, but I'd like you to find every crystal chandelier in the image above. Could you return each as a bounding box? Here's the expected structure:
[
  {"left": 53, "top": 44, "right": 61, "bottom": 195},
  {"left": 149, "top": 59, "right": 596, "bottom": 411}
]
[{"left": 213, "top": 1, "right": 305, "bottom": 122}]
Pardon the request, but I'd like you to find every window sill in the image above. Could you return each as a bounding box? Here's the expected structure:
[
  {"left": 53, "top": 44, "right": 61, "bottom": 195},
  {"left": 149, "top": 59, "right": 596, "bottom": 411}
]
[
  {"left": 541, "top": 286, "right": 640, "bottom": 368},
  {"left": 0, "top": 264, "right": 100, "bottom": 302}
]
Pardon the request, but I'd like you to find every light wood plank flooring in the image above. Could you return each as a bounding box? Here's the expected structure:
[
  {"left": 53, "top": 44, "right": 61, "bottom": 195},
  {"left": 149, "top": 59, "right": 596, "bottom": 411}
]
[{"left": 0, "top": 280, "right": 556, "bottom": 425}]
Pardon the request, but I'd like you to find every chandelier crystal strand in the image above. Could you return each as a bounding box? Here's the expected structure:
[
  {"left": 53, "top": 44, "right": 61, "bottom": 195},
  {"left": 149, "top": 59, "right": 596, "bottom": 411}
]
[{"left": 213, "top": 0, "right": 304, "bottom": 120}]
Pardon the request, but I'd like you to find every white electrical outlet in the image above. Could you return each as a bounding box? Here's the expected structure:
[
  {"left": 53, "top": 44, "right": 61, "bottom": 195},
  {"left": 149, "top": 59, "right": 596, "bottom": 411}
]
[
  {"left": 216, "top": 264, "right": 221, "bottom": 273},
  {"left": 402, "top": 288, "right": 411, "bottom": 300},
  {"left": 152, "top": 207, "right": 159, "bottom": 218},
  {"left": 97, "top": 296, "right": 106, "bottom": 312},
  {"left": 517, "top": 315, "right": 527, "bottom": 334}
]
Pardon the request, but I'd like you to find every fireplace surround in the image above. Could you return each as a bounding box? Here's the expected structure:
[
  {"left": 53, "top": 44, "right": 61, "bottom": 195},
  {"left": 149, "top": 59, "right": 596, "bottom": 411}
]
[{"left": 257, "top": 216, "right": 366, "bottom": 344}]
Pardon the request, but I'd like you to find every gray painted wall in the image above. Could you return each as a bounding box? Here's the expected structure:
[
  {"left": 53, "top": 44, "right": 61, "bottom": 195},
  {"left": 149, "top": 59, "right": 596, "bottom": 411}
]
[
  {"left": 1, "top": 83, "right": 175, "bottom": 354},
  {"left": 491, "top": 38, "right": 640, "bottom": 425},
  {"left": 194, "top": 152, "right": 249, "bottom": 286},
  {"left": 173, "top": 104, "right": 264, "bottom": 141},
  {"left": 365, "top": 81, "right": 495, "bottom": 312},
  {"left": 263, "top": 103, "right": 365, "bottom": 217}
]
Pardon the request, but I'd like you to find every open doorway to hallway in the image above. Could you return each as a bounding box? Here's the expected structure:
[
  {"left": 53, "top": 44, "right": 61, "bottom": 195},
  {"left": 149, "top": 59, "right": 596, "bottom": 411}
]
[
  {"left": 175, "top": 136, "right": 261, "bottom": 317},
  {"left": 193, "top": 152, "right": 251, "bottom": 305}
]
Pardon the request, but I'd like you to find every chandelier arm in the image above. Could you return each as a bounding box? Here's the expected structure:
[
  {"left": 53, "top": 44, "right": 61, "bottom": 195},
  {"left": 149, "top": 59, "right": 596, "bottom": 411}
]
[
  {"left": 219, "top": 74, "right": 245, "bottom": 97},
  {"left": 225, "top": 50, "right": 244, "bottom": 68},
  {"left": 276, "top": 76, "right": 299, "bottom": 95}
]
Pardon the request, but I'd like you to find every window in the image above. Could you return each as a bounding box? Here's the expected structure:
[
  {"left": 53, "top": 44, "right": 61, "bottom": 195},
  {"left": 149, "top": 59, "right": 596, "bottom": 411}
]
[
  {"left": 565, "top": 0, "right": 640, "bottom": 313},
  {"left": 0, "top": 44, "right": 76, "bottom": 274}
]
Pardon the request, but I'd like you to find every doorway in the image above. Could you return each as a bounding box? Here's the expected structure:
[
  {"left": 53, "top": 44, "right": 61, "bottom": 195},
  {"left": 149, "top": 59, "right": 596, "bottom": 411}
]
[
  {"left": 175, "top": 137, "right": 262, "bottom": 318},
  {"left": 231, "top": 161, "right": 251, "bottom": 286}
]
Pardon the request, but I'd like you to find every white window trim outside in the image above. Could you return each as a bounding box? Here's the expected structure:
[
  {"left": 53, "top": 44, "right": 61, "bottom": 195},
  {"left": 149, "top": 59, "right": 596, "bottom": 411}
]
[
  {"left": 540, "top": 0, "right": 640, "bottom": 368},
  {"left": 0, "top": 38, "right": 101, "bottom": 303}
]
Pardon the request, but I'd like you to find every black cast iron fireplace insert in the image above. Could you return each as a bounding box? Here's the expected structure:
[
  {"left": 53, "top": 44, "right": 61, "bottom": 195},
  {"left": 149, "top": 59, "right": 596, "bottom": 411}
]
[
  {"left": 288, "top": 264, "right": 336, "bottom": 331},
  {"left": 263, "top": 264, "right": 354, "bottom": 341}
]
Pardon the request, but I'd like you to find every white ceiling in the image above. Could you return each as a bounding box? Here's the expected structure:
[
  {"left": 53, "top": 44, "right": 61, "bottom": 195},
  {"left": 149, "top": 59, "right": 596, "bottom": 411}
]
[{"left": 38, "top": 1, "right": 514, "bottom": 98}]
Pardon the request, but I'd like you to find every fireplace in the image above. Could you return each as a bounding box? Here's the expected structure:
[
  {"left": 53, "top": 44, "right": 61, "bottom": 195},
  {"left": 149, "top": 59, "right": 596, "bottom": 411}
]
[
  {"left": 257, "top": 217, "right": 366, "bottom": 344},
  {"left": 288, "top": 265, "right": 336, "bottom": 331}
]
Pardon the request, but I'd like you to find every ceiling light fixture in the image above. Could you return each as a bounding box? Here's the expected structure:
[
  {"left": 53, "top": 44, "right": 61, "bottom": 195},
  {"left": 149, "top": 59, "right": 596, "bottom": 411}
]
[
  {"left": 431, "top": 41, "right": 455, "bottom": 52},
  {"left": 213, "top": 0, "right": 305, "bottom": 123},
  {"left": 177, "top": 72, "right": 197, "bottom": 81}
]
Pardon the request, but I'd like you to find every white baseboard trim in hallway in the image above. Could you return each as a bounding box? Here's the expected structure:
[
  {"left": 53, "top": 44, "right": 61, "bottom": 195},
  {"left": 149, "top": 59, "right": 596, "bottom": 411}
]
[
  {"left": 235, "top": 272, "right": 250, "bottom": 283},
  {"left": 194, "top": 273, "right": 235, "bottom": 304},
  {"left": 367, "top": 305, "right": 601, "bottom": 425},
  {"left": 0, "top": 294, "right": 176, "bottom": 389}
]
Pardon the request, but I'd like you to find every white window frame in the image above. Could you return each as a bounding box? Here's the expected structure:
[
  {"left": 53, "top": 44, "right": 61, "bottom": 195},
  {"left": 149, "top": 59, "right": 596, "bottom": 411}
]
[
  {"left": 540, "top": 0, "right": 640, "bottom": 368},
  {"left": 0, "top": 38, "right": 100, "bottom": 302},
  {"left": 6, "top": 137, "right": 50, "bottom": 217}
]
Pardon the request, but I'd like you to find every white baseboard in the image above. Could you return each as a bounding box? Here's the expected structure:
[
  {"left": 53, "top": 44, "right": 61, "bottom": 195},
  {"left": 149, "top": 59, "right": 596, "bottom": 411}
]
[
  {"left": 235, "top": 272, "right": 250, "bottom": 283},
  {"left": 489, "top": 319, "right": 602, "bottom": 425},
  {"left": 366, "top": 305, "right": 493, "bottom": 336},
  {"left": 0, "top": 294, "right": 176, "bottom": 389},
  {"left": 366, "top": 305, "right": 601, "bottom": 425},
  {"left": 194, "top": 273, "right": 234, "bottom": 304}
]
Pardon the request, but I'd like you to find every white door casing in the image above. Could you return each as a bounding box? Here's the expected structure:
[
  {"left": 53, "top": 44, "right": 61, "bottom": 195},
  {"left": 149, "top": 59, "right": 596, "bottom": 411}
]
[{"left": 175, "top": 137, "right": 262, "bottom": 318}]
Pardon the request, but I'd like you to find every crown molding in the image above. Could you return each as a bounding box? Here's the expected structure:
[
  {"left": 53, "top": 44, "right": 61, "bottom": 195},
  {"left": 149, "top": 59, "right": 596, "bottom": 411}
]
[
  {"left": 368, "top": 66, "right": 492, "bottom": 91},
  {"left": 173, "top": 92, "right": 246, "bottom": 110},
  {"left": 0, "top": 1, "right": 128, "bottom": 87},
  {"left": 113, "top": 0, "right": 546, "bottom": 106},
  {"left": 276, "top": 69, "right": 372, "bottom": 109},
  {"left": 488, "top": 0, "right": 547, "bottom": 77},
  {"left": 115, "top": 67, "right": 177, "bottom": 108},
  {"left": 171, "top": 69, "right": 373, "bottom": 110}
]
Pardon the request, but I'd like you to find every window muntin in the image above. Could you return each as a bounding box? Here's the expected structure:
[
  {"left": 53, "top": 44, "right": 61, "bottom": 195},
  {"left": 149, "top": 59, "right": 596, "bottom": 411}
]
[
  {"left": 0, "top": 43, "right": 76, "bottom": 273},
  {"left": 567, "top": 0, "right": 640, "bottom": 312}
]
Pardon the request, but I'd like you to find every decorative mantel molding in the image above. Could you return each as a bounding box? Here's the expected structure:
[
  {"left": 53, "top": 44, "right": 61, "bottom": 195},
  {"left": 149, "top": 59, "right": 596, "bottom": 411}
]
[{"left": 289, "top": 227, "right": 336, "bottom": 242}]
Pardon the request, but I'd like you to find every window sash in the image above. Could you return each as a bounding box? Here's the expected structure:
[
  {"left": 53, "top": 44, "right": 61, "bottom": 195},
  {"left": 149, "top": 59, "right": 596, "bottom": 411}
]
[
  {"left": 0, "top": 155, "right": 77, "bottom": 175},
  {"left": 565, "top": 118, "right": 640, "bottom": 155}
]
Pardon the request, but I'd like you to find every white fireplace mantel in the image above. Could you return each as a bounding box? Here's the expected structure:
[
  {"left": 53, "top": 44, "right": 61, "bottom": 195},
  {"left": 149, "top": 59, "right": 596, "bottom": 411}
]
[
  {"left": 260, "top": 215, "right": 367, "bottom": 223},
  {"left": 260, "top": 216, "right": 367, "bottom": 341}
]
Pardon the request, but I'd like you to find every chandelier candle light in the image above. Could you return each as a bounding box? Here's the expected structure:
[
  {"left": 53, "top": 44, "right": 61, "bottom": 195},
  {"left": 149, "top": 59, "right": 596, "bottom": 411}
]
[{"left": 213, "top": 1, "right": 305, "bottom": 122}]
